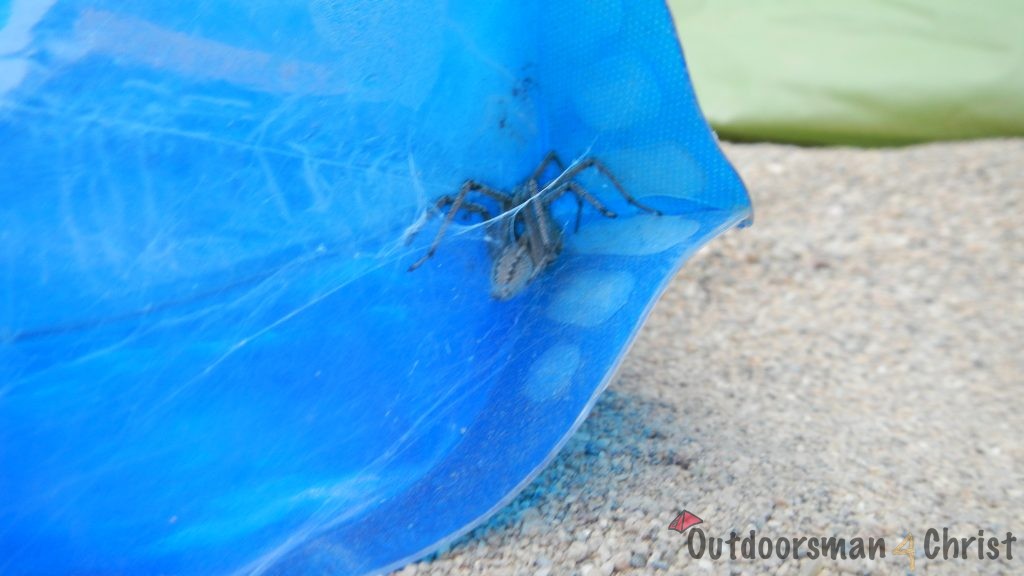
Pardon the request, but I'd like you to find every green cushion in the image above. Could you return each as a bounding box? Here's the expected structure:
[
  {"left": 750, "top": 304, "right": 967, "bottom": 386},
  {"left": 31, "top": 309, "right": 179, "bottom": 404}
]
[{"left": 670, "top": 0, "right": 1024, "bottom": 145}]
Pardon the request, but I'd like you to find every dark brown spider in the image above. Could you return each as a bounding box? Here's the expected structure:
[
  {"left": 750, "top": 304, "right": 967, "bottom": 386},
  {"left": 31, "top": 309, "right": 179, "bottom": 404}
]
[{"left": 407, "top": 151, "right": 660, "bottom": 299}]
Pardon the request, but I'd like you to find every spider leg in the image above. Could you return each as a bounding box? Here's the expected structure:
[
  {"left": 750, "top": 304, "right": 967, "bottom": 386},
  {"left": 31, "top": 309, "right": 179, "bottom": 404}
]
[
  {"left": 574, "top": 194, "right": 584, "bottom": 233},
  {"left": 513, "top": 177, "right": 554, "bottom": 251},
  {"left": 465, "top": 180, "right": 515, "bottom": 206},
  {"left": 408, "top": 180, "right": 503, "bottom": 271},
  {"left": 526, "top": 189, "right": 562, "bottom": 267},
  {"left": 530, "top": 151, "right": 567, "bottom": 182},
  {"left": 544, "top": 181, "right": 618, "bottom": 232},
  {"left": 459, "top": 202, "right": 492, "bottom": 221},
  {"left": 558, "top": 157, "right": 663, "bottom": 215},
  {"left": 529, "top": 154, "right": 586, "bottom": 231},
  {"left": 437, "top": 198, "right": 493, "bottom": 221},
  {"left": 404, "top": 195, "right": 490, "bottom": 246}
]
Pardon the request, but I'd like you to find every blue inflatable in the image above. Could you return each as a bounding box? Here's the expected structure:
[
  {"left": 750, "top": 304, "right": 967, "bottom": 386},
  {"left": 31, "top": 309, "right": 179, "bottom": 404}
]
[{"left": 0, "top": 1, "right": 750, "bottom": 573}]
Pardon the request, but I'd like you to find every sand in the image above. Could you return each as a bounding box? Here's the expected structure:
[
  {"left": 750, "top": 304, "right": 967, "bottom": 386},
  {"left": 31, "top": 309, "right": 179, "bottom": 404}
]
[{"left": 393, "top": 139, "right": 1024, "bottom": 575}]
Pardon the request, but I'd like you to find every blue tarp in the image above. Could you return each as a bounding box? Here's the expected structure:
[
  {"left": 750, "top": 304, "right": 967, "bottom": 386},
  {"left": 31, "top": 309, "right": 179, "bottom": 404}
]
[{"left": 0, "top": 1, "right": 750, "bottom": 573}]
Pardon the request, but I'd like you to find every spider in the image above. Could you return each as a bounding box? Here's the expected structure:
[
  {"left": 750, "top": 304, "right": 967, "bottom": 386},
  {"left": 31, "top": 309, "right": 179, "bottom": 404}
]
[{"left": 407, "top": 151, "right": 661, "bottom": 300}]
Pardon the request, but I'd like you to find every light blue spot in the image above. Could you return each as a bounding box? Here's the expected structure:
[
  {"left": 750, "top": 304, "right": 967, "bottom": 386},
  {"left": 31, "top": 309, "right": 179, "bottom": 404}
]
[
  {"left": 570, "top": 215, "right": 700, "bottom": 256},
  {"left": 571, "top": 54, "right": 662, "bottom": 131},
  {"left": 547, "top": 270, "right": 634, "bottom": 327},
  {"left": 604, "top": 144, "right": 707, "bottom": 200},
  {"left": 524, "top": 344, "right": 581, "bottom": 402}
]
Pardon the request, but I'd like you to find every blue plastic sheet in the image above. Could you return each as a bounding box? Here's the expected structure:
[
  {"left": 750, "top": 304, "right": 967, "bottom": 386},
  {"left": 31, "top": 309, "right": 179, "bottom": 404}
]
[{"left": 0, "top": 1, "right": 750, "bottom": 574}]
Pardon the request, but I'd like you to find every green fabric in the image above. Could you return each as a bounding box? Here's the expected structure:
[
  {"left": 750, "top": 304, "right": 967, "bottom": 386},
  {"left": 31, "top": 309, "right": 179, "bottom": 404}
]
[{"left": 669, "top": 0, "right": 1024, "bottom": 145}]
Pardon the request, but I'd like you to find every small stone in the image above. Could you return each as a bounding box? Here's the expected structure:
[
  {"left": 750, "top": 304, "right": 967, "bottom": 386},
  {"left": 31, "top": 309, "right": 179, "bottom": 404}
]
[
  {"left": 520, "top": 509, "right": 543, "bottom": 536},
  {"left": 567, "top": 541, "right": 589, "bottom": 562},
  {"left": 611, "top": 551, "right": 631, "bottom": 571},
  {"left": 629, "top": 551, "right": 648, "bottom": 568}
]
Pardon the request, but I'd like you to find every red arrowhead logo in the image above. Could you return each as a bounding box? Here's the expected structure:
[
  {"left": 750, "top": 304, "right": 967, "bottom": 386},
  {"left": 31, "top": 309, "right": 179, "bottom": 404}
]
[{"left": 668, "top": 510, "right": 703, "bottom": 533}]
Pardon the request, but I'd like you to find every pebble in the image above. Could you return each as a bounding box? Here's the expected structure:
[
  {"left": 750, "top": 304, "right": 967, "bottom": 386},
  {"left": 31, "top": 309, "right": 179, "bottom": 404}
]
[
  {"left": 567, "top": 541, "right": 589, "bottom": 563},
  {"left": 611, "top": 551, "right": 631, "bottom": 572}
]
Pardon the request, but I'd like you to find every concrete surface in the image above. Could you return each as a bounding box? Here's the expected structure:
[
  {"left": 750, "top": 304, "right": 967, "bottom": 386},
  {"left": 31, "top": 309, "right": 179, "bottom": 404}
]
[{"left": 395, "top": 139, "right": 1024, "bottom": 575}]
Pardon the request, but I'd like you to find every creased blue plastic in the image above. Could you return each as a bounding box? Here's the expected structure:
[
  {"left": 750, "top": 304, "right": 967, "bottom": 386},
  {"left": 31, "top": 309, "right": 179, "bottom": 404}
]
[{"left": 0, "top": 1, "right": 751, "bottom": 574}]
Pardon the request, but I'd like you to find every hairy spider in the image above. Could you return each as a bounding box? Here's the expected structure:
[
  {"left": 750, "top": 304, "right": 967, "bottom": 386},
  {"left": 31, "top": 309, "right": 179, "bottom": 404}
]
[{"left": 407, "top": 151, "right": 660, "bottom": 300}]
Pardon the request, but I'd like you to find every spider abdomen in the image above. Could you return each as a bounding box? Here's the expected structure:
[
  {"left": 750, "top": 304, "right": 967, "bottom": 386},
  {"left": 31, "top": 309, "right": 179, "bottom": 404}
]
[{"left": 490, "top": 243, "right": 535, "bottom": 300}]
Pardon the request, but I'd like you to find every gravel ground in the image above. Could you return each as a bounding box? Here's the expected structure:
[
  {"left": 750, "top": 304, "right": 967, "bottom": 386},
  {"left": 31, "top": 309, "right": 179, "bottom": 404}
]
[{"left": 394, "top": 139, "right": 1024, "bottom": 575}]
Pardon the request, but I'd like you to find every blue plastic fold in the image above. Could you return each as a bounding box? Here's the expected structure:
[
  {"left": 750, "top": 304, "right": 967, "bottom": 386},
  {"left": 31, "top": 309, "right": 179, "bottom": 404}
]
[{"left": 0, "top": 1, "right": 750, "bottom": 574}]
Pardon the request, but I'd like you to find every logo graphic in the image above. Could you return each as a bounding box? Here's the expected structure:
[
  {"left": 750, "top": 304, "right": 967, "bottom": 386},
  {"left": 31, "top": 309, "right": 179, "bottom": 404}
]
[
  {"left": 667, "top": 510, "right": 1017, "bottom": 570},
  {"left": 668, "top": 510, "right": 703, "bottom": 533}
]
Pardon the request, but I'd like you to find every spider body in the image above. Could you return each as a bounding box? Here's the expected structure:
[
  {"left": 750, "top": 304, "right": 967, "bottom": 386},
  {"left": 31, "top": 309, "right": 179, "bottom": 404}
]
[
  {"left": 408, "top": 152, "right": 660, "bottom": 300},
  {"left": 486, "top": 177, "right": 563, "bottom": 300}
]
